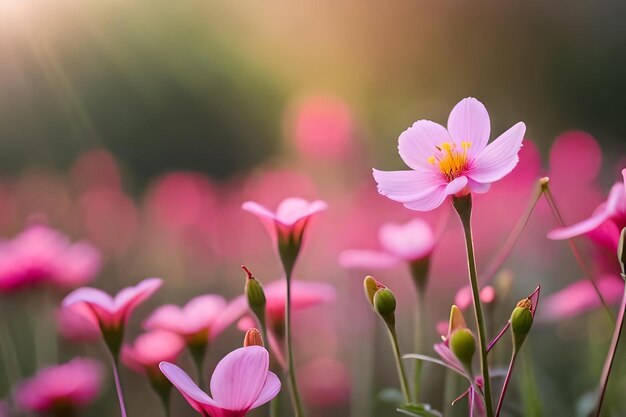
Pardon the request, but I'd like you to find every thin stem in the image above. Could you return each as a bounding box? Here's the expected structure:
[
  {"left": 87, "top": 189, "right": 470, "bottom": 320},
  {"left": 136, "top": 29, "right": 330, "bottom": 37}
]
[
  {"left": 387, "top": 326, "right": 411, "bottom": 404},
  {"left": 111, "top": 356, "right": 128, "bottom": 417},
  {"left": 481, "top": 180, "right": 544, "bottom": 285},
  {"left": 487, "top": 322, "right": 511, "bottom": 354},
  {"left": 593, "top": 282, "right": 626, "bottom": 417},
  {"left": 495, "top": 353, "right": 517, "bottom": 417},
  {"left": 285, "top": 271, "right": 306, "bottom": 417},
  {"left": 189, "top": 342, "right": 207, "bottom": 389},
  {"left": 258, "top": 317, "right": 279, "bottom": 417},
  {"left": 542, "top": 185, "right": 613, "bottom": 321},
  {"left": 413, "top": 289, "right": 426, "bottom": 403},
  {"left": 454, "top": 196, "right": 494, "bottom": 417}
]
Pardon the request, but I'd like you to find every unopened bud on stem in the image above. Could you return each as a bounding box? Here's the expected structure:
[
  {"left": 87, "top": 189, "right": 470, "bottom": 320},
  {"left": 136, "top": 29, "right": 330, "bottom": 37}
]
[
  {"left": 242, "top": 266, "right": 266, "bottom": 324},
  {"left": 511, "top": 298, "right": 534, "bottom": 352},
  {"left": 243, "top": 328, "right": 264, "bottom": 347}
]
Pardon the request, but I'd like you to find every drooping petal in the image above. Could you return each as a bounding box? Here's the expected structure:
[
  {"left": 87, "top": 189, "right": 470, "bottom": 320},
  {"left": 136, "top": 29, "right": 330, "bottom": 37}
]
[
  {"left": 249, "top": 372, "right": 281, "bottom": 408},
  {"left": 398, "top": 120, "right": 451, "bottom": 171},
  {"left": 468, "top": 122, "right": 525, "bottom": 184},
  {"left": 444, "top": 176, "right": 468, "bottom": 195},
  {"left": 447, "top": 98, "right": 491, "bottom": 154},
  {"left": 402, "top": 184, "right": 448, "bottom": 212},
  {"left": 373, "top": 169, "right": 444, "bottom": 203},
  {"left": 210, "top": 346, "right": 269, "bottom": 411},
  {"left": 159, "top": 362, "right": 223, "bottom": 415},
  {"left": 547, "top": 211, "right": 610, "bottom": 240}
]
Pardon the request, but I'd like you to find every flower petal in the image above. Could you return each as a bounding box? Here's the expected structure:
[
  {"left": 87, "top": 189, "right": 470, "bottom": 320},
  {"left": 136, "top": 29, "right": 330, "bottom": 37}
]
[
  {"left": 250, "top": 372, "right": 281, "bottom": 409},
  {"left": 444, "top": 176, "right": 468, "bottom": 195},
  {"left": 402, "top": 185, "right": 448, "bottom": 212},
  {"left": 547, "top": 211, "right": 609, "bottom": 240},
  {"left": 62, "top": 287, "right": 115, "bottom": 313},
  {"left": 467, "top": 179, "right": 491, "bottom": 194},
  {"left": 378, "top": 219, "right": 435, "bottom": 261},
  {"left": 275, "top": 198, "right": 327, "bottom": 226},
  {"left": 468, "top": 122, "right": 526, "bottom": 184},
  {"left": 447, "top": 98, "right": 491, "bottom": 154},
  {"left": 241, "top": 202, "right": 277, "bottom": 221},
  {"left": 398, "top": 120, "right": 451, "bottom": 171},
  {"left": 210, "top": 346, "right": 269, "bottom": 411},
  {"left": 159, "top": 362, "right": 221, "bottom": 414},
  {"left": 373, "top": 169, "right": 444, "bottom": 203}
]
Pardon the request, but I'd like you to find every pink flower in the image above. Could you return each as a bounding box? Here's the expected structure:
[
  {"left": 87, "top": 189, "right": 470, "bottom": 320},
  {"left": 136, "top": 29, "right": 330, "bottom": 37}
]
[
  {"left": 540, "top": 276, "right": 624, "bottom": 321},
  {"left": 56, "top": 303, "right": 101, "bottom": 343},
  {"left": 339, "top": 218, "right": 435, "bottom": 269},
  {"left": 373, "top": 97, "right": 526, "bottom": 211},
  {"left": 242, "top": 197, "right": 327, "bottom": 245},
  {"left": 160, "top": 346, "right": 281, "bottom": 417},
  {"left": 548, "top": 169, "right": 626, "bottom": 249},
  {"left": 0, "top": 225, "right": 101, "bottom": 293},
  {"left": 15, "top": 358, "right": 103, "bottom": 414},
  {"left": 144, "top": 294, "right": 239, "bottom": 343},
  {"left": 122, "top": 330, "right": 185, "bottom": 375},
  {"left": 62, "top": 278, "right": 163, "bottom": 331}
]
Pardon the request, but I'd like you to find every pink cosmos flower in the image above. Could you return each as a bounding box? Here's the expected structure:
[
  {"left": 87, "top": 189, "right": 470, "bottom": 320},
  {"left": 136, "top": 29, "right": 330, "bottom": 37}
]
[
  {"left": 144, "top": 294, "right": 239, "bottom": 343},
  {"left": 62, "top": 278, "right": 163, "bottom": 331},
  {"left": 373, "top": 97, "right": 526, "bottom": 211},
  {"left": 339, "top": 218, "right": 435, "bottom": 269},
  {"left": 160, "top": 346, "right": 281, "bottom": 417},
  {"left": 242, "top": 197, "right": 327, "bottom": 246},
  {"left": 15, "top": 358, "right": 103, "bottom": 414},
  {"left": 122, "top": 330, "right": 185, "bottom": 375},
  {"left": 548, "top": 169, "right": 626, "bottom": 249},
  {"left": 540, "top": 276, "right": 624, "bottom": 321},
  {"left": 0, "top": 224, "right": 101, "bottom": 293}
]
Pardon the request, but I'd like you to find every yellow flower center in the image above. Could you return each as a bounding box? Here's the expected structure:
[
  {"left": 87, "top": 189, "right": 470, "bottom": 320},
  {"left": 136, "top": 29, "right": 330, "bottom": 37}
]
[{"left": 428, "top": 141, "right": 471, "bottom": 181}]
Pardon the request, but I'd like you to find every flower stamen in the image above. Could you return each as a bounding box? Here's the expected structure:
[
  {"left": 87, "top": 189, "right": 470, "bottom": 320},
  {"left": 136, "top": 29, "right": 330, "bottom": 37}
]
[{"left": 428, "top": 141, "right": 471, "bottom": 181}]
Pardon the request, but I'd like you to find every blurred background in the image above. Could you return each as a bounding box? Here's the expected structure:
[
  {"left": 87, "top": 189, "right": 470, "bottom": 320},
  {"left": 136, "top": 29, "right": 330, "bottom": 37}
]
[{"left": 0, "top": 1, "right": 626, "bottom": 417}]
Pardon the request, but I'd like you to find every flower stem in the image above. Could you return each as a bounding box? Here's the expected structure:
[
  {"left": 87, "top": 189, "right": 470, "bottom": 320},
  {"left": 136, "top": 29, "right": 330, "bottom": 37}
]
[
  {"left": 487, "top": 322, "right": 511, "bottom": 354},
  {"left": 111, "top": 356, "right": 128, "bottom": 417},
  {"left": 285, "top": 271, "right": 306, "bottom": 417},
  {"left": 413, "top": 289, "right": 426, "bottom": 403},
  {"left": 542, "top": 184, "right": 613, "bottom": 321},
  {"left": 495, "top": 353, "right": 517, "bottom": 417},
  {"left": 453, "top": 195, "right": 494, "bottom": 417},
  {"left": 593, "top": 282, "right": 626, "bottom": 417},
  {"left": 258, "top": 317, "right": 280, "bottom": 417},
  {"left": 387, "top": 325, "right": 411, "bottom": 404}
]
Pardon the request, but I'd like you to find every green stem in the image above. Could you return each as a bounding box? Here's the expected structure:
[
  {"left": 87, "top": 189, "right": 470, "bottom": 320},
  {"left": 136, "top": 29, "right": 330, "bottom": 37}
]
[
  {"left": 453, "top": 195, "right": 494, "bottom": 417},
  {"left": 413, "top": 289, "right": 426, "bottom": 403},
  {"left": 258, "top": 317, "right": 279, "bottom": 417},
  {"left": 285, "top": 271, "right": 306, "bottom": 417},
  {"left": 188, "top": 342, "right": 207, "bottom": 389},
  {"left": 387, "top": 325, "right": 411, "bottom": 404},
  {"left": 495, "top": 353, "right": 517, "bottom": 417}
]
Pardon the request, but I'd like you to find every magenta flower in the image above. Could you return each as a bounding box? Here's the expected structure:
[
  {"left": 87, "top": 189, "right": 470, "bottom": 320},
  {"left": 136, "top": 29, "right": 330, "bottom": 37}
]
[
  {"left": 548, "top": 169, "right": 626, "bottom": 248},
  {"left": 340, "top": 218, "right": 435, "bottom": 269},
  {"left": 160, "top": 346, "right": 281, "bottom": 417},
  {"left": 122, "top": 330, "right": 186, "bottom": 375},
  {"left": 62, "top": 278, "right": 163, "bottom": 332},
  {"left": 15, "top": 358, "right": 103, "bottom": 415},
  {"left": 56, "top": 303, "right": 101, "bottom": 343},
  {"left": 373, "top": 97, "right": 526, "bottom": 211},
  {"left": 0, "top": 224, "right": 101, "bottom": 293},
  {"left": 144, "top": 294, "right": 238, "bottom": 343}
]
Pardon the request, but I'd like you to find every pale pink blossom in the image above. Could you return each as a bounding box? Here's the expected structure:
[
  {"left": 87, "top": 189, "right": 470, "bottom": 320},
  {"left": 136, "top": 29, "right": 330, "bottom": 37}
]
[
  {"left": 373, "top": 97, "right": 525, "bottom": 211},
  {"left": 122, "top": 330, "right": 185, "bottom": 375},
  {"left": 548, "top": 169, "right": 626, "bottom": 249},
  {"left": 56, "top": 303, "right": 101, "bottom": 343},
  {"left": 62, "top": 278, "right": 163, "bottom": 330},
  {"left": 0, "top": 224, "right": 101, "bottom": 293},
  {"left": 160, "top": 346, "right": 281, "bottom": 417},
  {"left": 15, "top": 358, "right": 103, "bottom": 414},
  {"left": 144, "top": 294, "right": 239, "bottom": 342}
]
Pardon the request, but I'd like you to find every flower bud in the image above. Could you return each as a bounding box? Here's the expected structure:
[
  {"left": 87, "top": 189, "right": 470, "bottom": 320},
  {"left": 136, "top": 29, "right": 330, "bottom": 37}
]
[
  {"left": 363, "top": 275, "right": 381, "bottom": 307},
  {"left": 373, "top": 287, "right": 396, "bottom": 328},
  {"left": 243, "top": 328, "right": 264, "bottom": 347},
  {"left": 242, "top": 266, "right": 266, "bottom": 324},
  {"left": 448, "top": 305, "right": 467, "bottom": 336},
  {"left": 618, "top": 227, "right": 626, "bottom": 279},
  {"left": 449, "top": 328, "right": 476, "bottom": 373},
  {"left": 510, "top": 298, "right": 533, "bottom": 352}
]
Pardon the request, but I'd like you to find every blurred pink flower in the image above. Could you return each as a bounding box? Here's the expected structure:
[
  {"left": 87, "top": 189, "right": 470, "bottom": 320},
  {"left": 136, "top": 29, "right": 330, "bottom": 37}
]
[
  {"left": 0, "top": 224, "right": 101, "bottom": 293},
  {"left": 540, "top": 276, "right": 624, "bottom": 321},
  {"left": 259, "top": 279, "right": 335, "bottom": 325},
  {"left": 56, "top": 303, "right": 101, "bottom": 343},
  {"left": 242, "top": 197, "right": 327, "bottom": 246},
  {"left": 62, "top": 278, "right": 163, "bottom": 331},
  {"left": 454, "top": 285, "right": 496, "bottom": 311},
  {"left": 15, "top": 358, "right": 103, "bottom": 414},
  {"left": 144, "top": 294, "right": 239, "bottom": 343},
  {"left": 373, "top": 97, "right": 525, "bottom": 211},
  {"left": 548, "top": 169, "right": 626, "bottom": 249},
  {"left": 287, "top": 94, "right": 354, "bottom": 159},
  {"left": 122, "top": 330, "right": 185, "bottom": 375},
  {"left": 160, "top": 346, "right": 280, "bottom": 417},
  {"left": 339, "top": 218, "right": 435, "bottom": 269}
]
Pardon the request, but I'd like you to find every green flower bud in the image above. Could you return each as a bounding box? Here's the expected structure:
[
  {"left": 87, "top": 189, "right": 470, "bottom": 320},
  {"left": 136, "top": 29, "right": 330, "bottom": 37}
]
[
  {"left": 449, "top": 328, "right": 476, "bottom": 373},
  {"left": 242, "top": 266, "right": 266, "bottom": 323},
  {"left": 374, "top": 288, "right": 396, "bottom": 328},
  {"left": 618, "top": 227, "right": 626, "bottom": 279},
  {"left": 511, "top": 298, "right": 533, "bottom": 352}
]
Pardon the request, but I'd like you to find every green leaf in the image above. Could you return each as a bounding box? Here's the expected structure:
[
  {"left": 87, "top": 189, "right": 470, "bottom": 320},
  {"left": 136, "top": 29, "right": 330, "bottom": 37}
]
[{"left": 397, "top": 403, "right": 443, "bottom": 417}]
